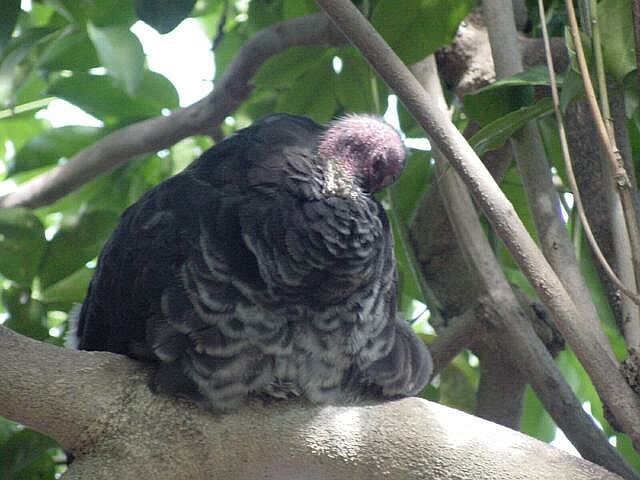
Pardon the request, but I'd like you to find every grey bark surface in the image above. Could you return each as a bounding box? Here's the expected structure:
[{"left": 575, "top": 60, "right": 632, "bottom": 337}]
[{"left": 0, "top": 326, "right": 624, "bottom": 480}]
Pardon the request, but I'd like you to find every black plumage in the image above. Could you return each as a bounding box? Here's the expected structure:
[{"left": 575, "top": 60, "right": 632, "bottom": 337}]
[{"left": 74, "top": 113, "right": 432, "bottom": 410}]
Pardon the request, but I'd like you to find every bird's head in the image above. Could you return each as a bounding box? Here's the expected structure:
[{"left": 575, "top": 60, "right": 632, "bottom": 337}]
[{"left": 317, "top": 115, "right": 406, "bottom": 197}]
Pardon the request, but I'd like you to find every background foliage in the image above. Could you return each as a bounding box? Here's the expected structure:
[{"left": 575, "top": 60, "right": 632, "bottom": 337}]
[{"left": 0, "top": 0, "right": 638, "bottom": 477}]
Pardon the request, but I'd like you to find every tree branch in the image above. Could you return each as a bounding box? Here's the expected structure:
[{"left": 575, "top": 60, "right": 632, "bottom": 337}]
[
  {"left": 314, "top": 0, "right": 640, "bottom": 455},
  {"left": 0, "top": 13, "right": 346, "bottom": 209},
  {"left": 411, "top": 54, "right": 634, "bottom": 475},
  {"left": 0, "top": 325, "right": 624, "bottom": 480}
]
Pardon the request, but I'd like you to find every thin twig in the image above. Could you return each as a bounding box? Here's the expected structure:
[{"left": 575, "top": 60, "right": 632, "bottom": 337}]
[
  {"left": 314, "top": 0, "right": 640, "bottom": 454},
  {"left": 536, "top": 0, "right": 640, "bottom": 307},
  {"left": 565, "top": 0, "right": 640, "bottom": 301}
]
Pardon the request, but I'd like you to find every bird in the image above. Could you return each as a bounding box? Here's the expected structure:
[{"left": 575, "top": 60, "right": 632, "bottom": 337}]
[{"left": 71, "top": 113, "right": 432, "bottom": 410}]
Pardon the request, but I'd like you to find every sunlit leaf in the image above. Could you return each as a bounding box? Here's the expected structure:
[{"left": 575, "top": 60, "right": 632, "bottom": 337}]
[
  {"left": 88, "top": 23, "right": 145, "bottom": 96},
  {"left": 47, "top": 71, "right": 178, "bottom": 119}
]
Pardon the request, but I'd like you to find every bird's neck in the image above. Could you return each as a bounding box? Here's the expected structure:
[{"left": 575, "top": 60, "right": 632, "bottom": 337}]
[{"left": 321, "top": 155, "right": 359, "bottom": 199}]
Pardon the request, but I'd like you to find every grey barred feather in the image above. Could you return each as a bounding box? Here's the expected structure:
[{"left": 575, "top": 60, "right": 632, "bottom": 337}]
[{"left": 74, "top": 113, "right": 432, "bottom": 410}]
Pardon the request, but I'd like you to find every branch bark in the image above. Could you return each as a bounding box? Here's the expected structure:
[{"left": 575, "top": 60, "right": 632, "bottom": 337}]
[
  {"left": 411, "top": 54, "right": 634, "bottom": 476},
  {"left": 314, "top": 0, "right": 640, "bottom": 454},
  {"left": 0, "top": 325, "right": 624, "bottom": 480},
  {"left": 0, "top": 13, "right": 346, "bottom": 209}
]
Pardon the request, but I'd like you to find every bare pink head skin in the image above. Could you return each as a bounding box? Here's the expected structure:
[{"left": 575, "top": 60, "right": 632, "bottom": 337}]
[{"left": 317, "top": 115, "right": 407, "bottom": 195}]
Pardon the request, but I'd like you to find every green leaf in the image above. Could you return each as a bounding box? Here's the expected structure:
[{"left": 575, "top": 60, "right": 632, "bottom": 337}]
[
  {"left": 2, "top": 287, "right": 48, "bottom": 341},
  {"left": 372, "top": 0, "right": 473, "bottom": 64},
  {"left": 0, "top": 27, "right": 57, "bottom": 106},
  {"left": 282, "top": 0, "right": 319, "bottom": 19},
  {"left": 0, "top": 208, "right": 46, "bottom": 285},
  {"left": 438, "top": 361, "right": 478, "bottom": 413},
  {"left": 598, "top": 0, "right": 636, "bottom": 84},
  {"left": 389, "top": 149, "right": 432, "bottom": 225},
  {"left": 252, "top": 47, "right": 327, "bottom": 89},
  {"left": 500, "top": 165, "right": 538, "bottom": 240},
  {"left": 276, "top": 57, "right": 337, "bottom": 122},
  {"left": 0, "top": 429, "right": 58, "bottom": 479},
  {"left": 39, "top": 209, "right": 119, "bottom": 288},
  {"left": 10, "top": 126, "right": 105, "bottom": 176},
  {"left": 135, "top": 0, "right": 197, "bottom": 34},
  {"left": 463, "top": 66, "right": 557, "bottom": 125},
  {"left": 47, "top": 71, "right": 178, "bottom": 119},
  {"left": 335, "top": 50, "right": 379, "bottom": 113},
  {"left": 559, "top": 67, "right": 584, "bottom": 111},
  {"left": 213, "top": 26, "right": 241, "bottom": 79},
  {"left": 38, "top": 29, "right": 100, "bottom": 72},
  {"left": 479, "top": 64, "right": 554, "bottom": 89},
  {"left": 88, "top": 23, "right": 145, "bottom": 96},
  {"left": 247, "top": 0, "right": 283, "bottom": 32},
  {"left": 469, "top": 98, "right": 554, "bottom": 155},
  {"left": 0, "top": 0, "right": 20, "bottom": 55},
  {"left": 56, "top": 0, "right": 136, "bottom": 27},
  {"left": 41, "top": 266, "right": 95, "bottom": 306},
  {"left": 521, "top": 386, "right": 556, "bottom": 441}
]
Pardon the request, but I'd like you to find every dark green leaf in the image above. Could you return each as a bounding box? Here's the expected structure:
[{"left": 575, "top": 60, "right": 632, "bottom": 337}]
[
  {"left": 463, "top": 66, "right": 557, "bottom": 125},
  {"left": 56, "top": 0, "right": 136, "bottom": 27},
  {"left": 0, "top": 208, "right": 46, "bottom": 285},
  {"left": 88, "top": 23, "right": 145, "bottom": 96},
  {"left": 247, "top": 0, "right": 282, "bottom": 32},
  {"left": 41, "top": 266, "right": 95, "bottom": 306},
  {"left": 39, "top": 28, "right": 100, "bottom": 72},
  {"left": 478, "top": 64, "right": 553, "bottom": 89},
  {"left": 469, "top": 98, "right": 554, "bottom": 155},
  {"left": 39, "top": 209, "right": 119, "bottom": 288},
  {"left": 2, "top": 284, "right": 48, "bottom": 340},
  {"left": 372, "top": 0, "right": 473, "bottom": 64},
  {"left": 252, "top": 47, "right": 327, "bottom": 89},
  {"left": 335, "top": 50, "right": 379, "bottom": 113},
  {"left": 389, "top": 149, "right": 432, "bottom": 225},
  {"left": 282, "top": 0, "right": 319, "bottom": 19},
  {"left": 0, "top": 0, "right": 20, "bottom": 55},
  {"left": 0, "top": 429, "right": 58, "bottom": 479},
  {"left": 10, "top": 126, "right": 105, "bottom": 176},
  {"left": 135, "top": 0, "right": 197, "bottom": 34},
  {"left": 276, "top": 57, "right": 337, "bottom": 122},
  {"left": 47, "top": 71, "right": 178, "bottom": 119}
]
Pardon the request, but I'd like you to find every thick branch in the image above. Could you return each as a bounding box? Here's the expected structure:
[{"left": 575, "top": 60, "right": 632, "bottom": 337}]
[
  {"left": 314, "top": 0, "right": 640, "bottom": 453},
  {"left": 0, "top": 326, "right": 624, "bottom": 480},
  {"left": 413, "top": 55, "right": 632, "bottom": 474},
  {"left": 0, "top": 13, "right": 345, "bottom": 209}
]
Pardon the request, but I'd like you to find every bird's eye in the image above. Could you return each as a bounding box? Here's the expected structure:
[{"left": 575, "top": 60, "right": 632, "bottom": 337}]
[{"left": 371, "top": 155, "right": 385, "bottom": 172}]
